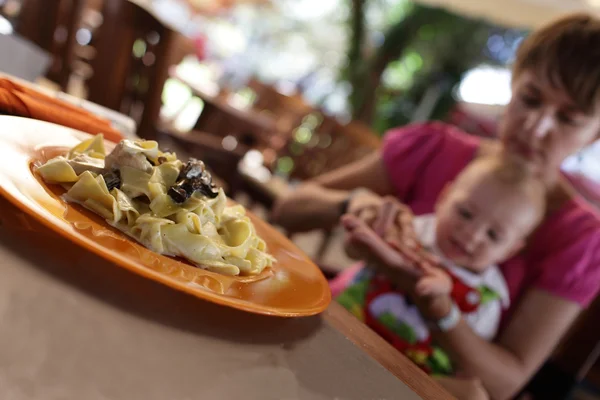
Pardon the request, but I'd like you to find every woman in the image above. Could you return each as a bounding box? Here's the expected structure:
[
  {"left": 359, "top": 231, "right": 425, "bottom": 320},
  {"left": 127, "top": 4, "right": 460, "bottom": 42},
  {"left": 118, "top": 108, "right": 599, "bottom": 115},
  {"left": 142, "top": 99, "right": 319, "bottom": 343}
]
[{"left": 272, "top": 14, "right": 600, "bottom": 400}]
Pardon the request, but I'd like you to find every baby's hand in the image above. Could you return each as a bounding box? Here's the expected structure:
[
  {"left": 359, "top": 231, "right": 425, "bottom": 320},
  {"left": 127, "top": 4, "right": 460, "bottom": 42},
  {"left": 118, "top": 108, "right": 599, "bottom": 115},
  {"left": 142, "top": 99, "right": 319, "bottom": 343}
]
[
  {"left": 341, "top": 214, "right": 423, "bottom": 279},
  {"left": 415, "top": 266, "right": 453, "bottom": 297}
]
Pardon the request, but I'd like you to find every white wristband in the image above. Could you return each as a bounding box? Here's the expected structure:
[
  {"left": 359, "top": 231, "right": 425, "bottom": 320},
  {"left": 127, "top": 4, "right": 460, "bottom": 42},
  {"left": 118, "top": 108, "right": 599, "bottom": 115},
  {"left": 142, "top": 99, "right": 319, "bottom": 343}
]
[{"left": 435, "top": 302, "right": 461, "bottom": 332}]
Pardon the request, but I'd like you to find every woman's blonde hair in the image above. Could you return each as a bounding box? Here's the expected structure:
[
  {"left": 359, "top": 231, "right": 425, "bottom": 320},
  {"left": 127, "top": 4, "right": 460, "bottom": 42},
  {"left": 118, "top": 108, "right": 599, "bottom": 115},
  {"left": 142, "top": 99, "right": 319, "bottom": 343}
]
[{"left": 513, "top": 14, "right": 600, "bottom": 113}]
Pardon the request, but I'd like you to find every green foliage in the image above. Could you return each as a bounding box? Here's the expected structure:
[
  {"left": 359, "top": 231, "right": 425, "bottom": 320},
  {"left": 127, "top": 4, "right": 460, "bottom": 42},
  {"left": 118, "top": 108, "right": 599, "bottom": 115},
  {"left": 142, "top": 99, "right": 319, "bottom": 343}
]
[{"left": 343, "top": 1, "right": 514, "bottom": 133}]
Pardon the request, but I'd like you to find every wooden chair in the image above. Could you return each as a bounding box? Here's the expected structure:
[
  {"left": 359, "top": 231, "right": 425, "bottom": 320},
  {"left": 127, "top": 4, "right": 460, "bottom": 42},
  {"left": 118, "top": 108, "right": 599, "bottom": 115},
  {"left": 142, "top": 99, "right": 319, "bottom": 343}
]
[
  {"left": 15, "top": 0, "right": 85, "bottom": 90},
  {"left": 263, "top": 115, "right": 381, "bottom": 268},
  {"left": 190, "top": 91, "right": 277, "bottom": 150},
  {"left": 86, "top": 0, "right": 191, "bottom": 139},
  {"left": 247, "top": 77, "right": 314, "bottom": 139},
  {"left": 273, "top": 115, "right": 380, "bottom": 181}
]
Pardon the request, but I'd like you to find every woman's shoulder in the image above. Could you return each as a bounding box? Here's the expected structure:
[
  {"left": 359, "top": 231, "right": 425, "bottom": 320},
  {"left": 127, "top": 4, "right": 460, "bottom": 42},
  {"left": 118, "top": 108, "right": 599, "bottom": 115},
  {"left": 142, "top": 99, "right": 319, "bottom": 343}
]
[
  {"left": 528, "top": 196, "right": 600, "bottom": 306},
  {"left": 381, "top": 122, "right": 481, "bottom": 211},
  {"left": 382, "top": 122, "right": 482, "bottom": 179},
  {"left": 540, "top": 190, "right": 600, "bottom": 241},
  {"left": 383, "top": 121, "right": 481, "bottom": 151}
]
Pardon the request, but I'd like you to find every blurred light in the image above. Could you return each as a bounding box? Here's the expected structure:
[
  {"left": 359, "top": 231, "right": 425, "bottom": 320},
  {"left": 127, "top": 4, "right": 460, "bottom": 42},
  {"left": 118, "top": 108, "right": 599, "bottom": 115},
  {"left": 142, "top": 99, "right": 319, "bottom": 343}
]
[
  {"left": 302, "top": 113, "right": 320, "bottom": 129},
  {"left": 227, "top": 92, "right": 252, "bottom": 109},
  {"left": 244, "top": 150, "right": 264, "bottom": 167},
  {"left": 132, "top": 39, "right": 146, "bottom": 58},
  {"left": 486, "top": 34, "right": 504, "bottom": 54},
  {"left": 404, "top": 52, "right": 423, "bottom": 71},
  {"left": 161, "top": 78, "right": 193, "bottom": 114},
  {"left": 147, "top": 31, "right": 160, "bottom": 45},
  {"left": 457, "top": 65, "right": 511, "bottom": 105},
  {"left": 276, "top": 156, "right": 294, "bottom": 174},
  {"left": 0, "top": 15, "right": 12, "bottom": 35},
  {"left": 294, "top": 126, "right": 312, "bottom": 144},
  {"left": 222, "top": 135, "right": 238, "bottom": 151},
  {"left": 142, "top": 52, "right": 156, "bottom": 66},
  {"left": 383, "top": 52, "right": 422, "bottom": 90},
  {"left": 280, "top": 0, "right": 339, "bottom": 21},
  {"left": 275, "top": 80, "right": 297, "bottom": 96},
  {"left": 173, "top": 98, "right": 204, "bottom": 132},
  {"left": 54, "top": 26, "right": 68, "bottom": 43},
  {"left": 289, "top": 35, "right": 308, "bottom": 50},
  {"left": 75, "top": 28, "right": 92, "bottom": 45}
]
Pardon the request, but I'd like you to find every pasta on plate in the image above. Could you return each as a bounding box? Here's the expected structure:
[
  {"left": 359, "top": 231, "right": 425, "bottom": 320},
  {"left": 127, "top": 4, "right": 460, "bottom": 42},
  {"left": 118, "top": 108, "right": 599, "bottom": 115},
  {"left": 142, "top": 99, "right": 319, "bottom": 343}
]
[{"left": 36, "top": 135, "right": 275, "bottom": 276}]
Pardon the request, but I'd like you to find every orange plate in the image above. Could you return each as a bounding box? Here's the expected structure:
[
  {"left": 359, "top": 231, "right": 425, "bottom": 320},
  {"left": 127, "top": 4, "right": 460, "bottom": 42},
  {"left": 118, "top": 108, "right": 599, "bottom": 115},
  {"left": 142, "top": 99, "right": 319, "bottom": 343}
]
[{"left": 0, "top": 116, "right": 331, "bottom": 316}]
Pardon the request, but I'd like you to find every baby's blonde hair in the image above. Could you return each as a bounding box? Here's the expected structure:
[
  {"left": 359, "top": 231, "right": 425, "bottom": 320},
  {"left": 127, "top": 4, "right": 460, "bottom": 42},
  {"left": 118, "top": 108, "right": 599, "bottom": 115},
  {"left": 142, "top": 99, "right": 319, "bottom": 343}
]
[{"left": 454, "top": 155, "right": 547, "bottom": 225}]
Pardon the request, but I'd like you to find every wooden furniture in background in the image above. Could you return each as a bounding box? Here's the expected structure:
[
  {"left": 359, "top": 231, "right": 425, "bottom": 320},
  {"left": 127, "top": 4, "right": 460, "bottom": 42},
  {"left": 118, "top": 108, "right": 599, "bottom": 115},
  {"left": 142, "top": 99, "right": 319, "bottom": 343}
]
[
  {"left": 15, "top": 0, "right": 85, "bottom": 90},
  {"left": 87, "top": 0, "right": 174, "bottom": 139},
  {"left": 247, "top": 77, "right": 315, "bottom": 140},
  {"left": 169, "top": 70, "right": 279, "bottom": 150},
  {"left": 273, "top": 115, "right": 380, "bottom": 181},
  {"left": 81, "top": 0, "right": 194, "bottom": 139}
]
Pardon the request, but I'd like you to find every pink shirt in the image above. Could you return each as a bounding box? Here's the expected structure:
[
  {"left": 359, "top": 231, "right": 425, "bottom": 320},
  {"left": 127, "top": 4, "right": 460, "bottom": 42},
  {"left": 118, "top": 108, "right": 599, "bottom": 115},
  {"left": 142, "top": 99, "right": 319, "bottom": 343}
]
[{"left": 332, "top": 122, "right": 600, "bottom": 317}]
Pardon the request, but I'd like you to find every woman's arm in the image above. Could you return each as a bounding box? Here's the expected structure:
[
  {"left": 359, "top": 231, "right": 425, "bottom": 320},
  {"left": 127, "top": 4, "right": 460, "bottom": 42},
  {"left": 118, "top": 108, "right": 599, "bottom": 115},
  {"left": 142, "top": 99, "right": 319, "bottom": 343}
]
[
  {"left": 312, "top": 151, "right": 393, "bottom": 192},
  {"left": 271, "top": 152, "right": 394, "bottom": 232},
  {"left": 423, "top": 290, "right": 581, "bottom": 400}
]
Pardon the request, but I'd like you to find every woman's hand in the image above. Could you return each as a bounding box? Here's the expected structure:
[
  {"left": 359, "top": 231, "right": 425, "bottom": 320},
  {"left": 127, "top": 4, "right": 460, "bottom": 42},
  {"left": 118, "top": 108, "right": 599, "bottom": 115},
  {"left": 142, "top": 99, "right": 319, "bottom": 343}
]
[
  {"left": 341, "top": 212, "right": 425, "bottom": 293},
  {"left": 271, "top": 183, "right": 348, "bottom": 233},
  {"left": 343, "top": 195, "right": 409, "bottom": 256},
  {"left": 344, "top": 188, "right": 386, "bottom": 226},
  {"left": 343, "top": 196, "right": 435, "bottom": 266}
]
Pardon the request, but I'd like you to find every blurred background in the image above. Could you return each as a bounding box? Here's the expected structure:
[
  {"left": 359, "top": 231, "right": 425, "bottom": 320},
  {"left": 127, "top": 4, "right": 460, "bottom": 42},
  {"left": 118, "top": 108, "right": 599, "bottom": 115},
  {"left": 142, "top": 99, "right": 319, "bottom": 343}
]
[{"left": 3, "top": 1, "right": 600, "bottom": 398}]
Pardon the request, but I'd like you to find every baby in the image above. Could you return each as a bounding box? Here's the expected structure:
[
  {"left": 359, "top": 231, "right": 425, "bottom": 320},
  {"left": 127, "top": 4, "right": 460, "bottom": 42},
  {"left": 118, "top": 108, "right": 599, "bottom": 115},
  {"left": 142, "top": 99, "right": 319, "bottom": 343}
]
[{"left": 336, "top": 155, "right": 546, "bottom": 375}]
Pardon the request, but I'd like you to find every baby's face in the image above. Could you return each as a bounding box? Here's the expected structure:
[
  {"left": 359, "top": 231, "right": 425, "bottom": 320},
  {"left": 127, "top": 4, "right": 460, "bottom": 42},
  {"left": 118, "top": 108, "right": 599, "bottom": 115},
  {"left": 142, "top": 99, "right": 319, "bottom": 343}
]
[{"left": 435, "top": 174, "right": 542, "bottom": 272}]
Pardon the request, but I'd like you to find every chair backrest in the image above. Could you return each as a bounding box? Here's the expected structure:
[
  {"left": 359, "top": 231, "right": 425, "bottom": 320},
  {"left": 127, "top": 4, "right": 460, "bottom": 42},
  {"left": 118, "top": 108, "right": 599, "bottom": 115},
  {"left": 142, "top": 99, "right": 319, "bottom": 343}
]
[
  {"left": 15, "top": 0, "right": 84, "bottom": 89},
  {"left": 247, "top": 78, "right": 314, "bottom": 139},
  {"left": 191, "top": 92, "right": 277, "bottom": 150},
  {"left": 273, "top": 114, "right": 381, "bottom": 181},
  {"left": 86, "top": 0, "right": 186, "bottom": 139}
]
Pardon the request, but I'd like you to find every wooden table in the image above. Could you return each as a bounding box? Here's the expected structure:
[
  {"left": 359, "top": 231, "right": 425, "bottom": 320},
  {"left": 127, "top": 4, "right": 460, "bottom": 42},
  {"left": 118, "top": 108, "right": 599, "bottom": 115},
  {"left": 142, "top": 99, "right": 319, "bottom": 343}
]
[
  {"left": 169, "top": 69, "right": 278, "bottom": 141},
  {"left": 0, "top": 193, "right": 453, "bottom": 400}
]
